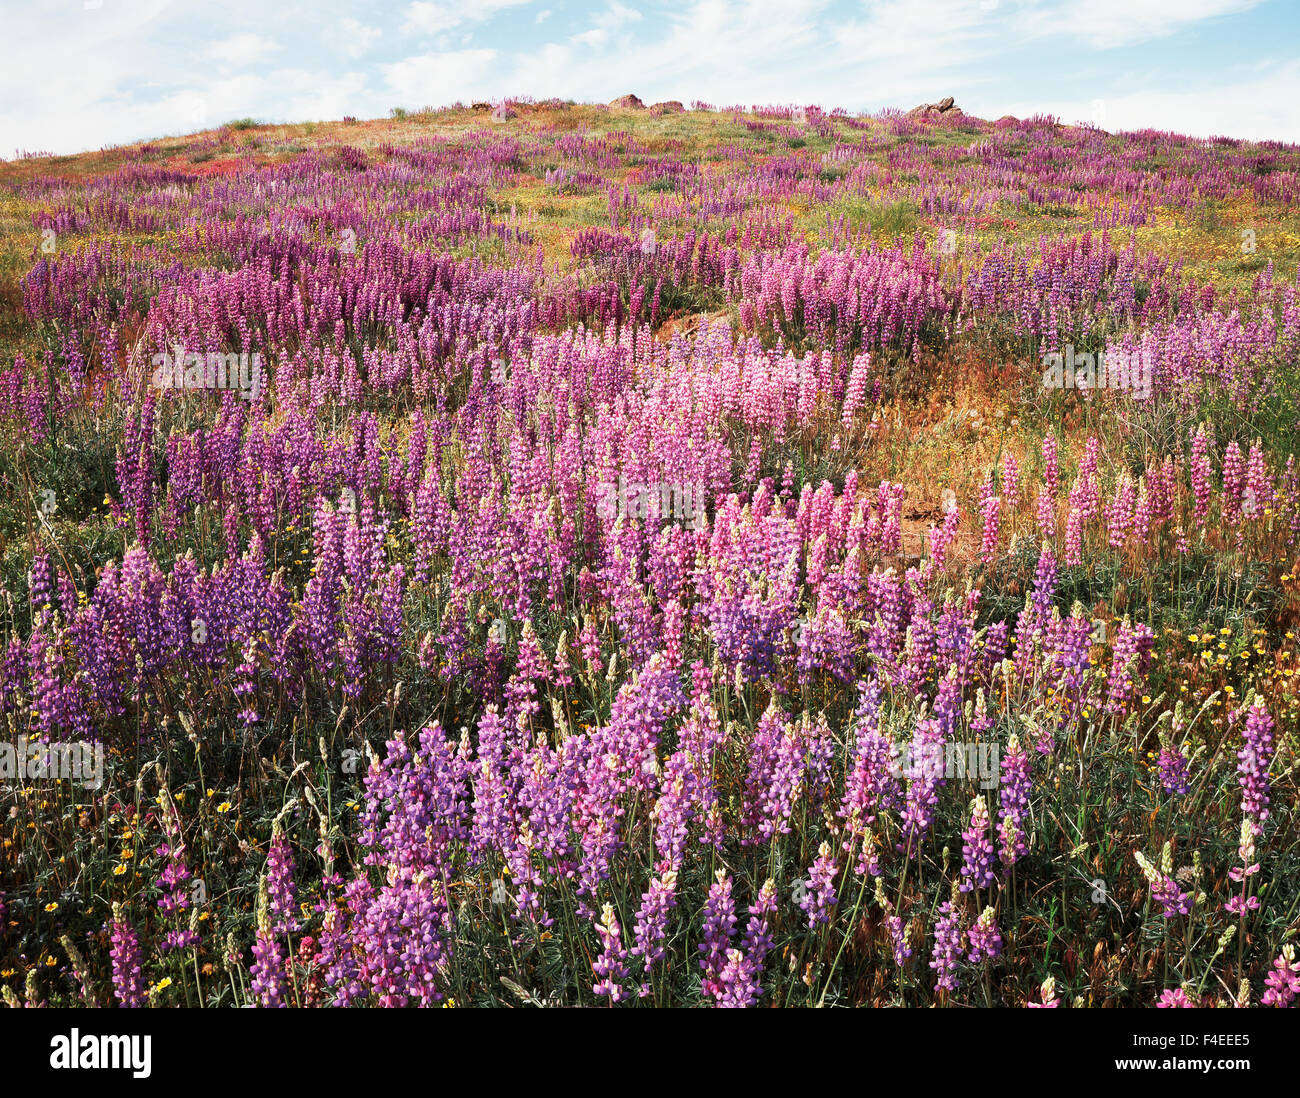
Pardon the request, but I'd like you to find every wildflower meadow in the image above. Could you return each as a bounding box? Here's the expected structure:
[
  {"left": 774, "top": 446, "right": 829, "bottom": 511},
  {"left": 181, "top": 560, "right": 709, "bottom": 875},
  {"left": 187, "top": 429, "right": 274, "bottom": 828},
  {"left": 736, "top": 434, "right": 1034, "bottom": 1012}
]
[{"left": 1, "top": 96, "right": 1298, "bottom": 1031}]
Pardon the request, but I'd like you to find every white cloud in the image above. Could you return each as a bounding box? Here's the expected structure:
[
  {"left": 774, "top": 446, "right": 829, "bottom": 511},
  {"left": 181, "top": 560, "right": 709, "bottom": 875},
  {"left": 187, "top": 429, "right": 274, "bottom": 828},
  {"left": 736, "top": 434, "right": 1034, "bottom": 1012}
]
[
  {"left": 207, "top": 33, "right": 281, "bottom": 66},
  {"left": 402, "top": 2, "right": 462, "bottom": 36},
  {"left": 1006, "top": 60, "right": 1300, "bottom": 142},
  {"left": 401, "top": 0, "right": 536, "bottom": 37},
  {"left": 324, "top": 18, "right": 383, "bottom": 59},
  {"left": 380, "top": 49, "right": 500, "bottom": 104},
  {"left": 1014, "top": 0, "right": 1265, "bottom": 49}
]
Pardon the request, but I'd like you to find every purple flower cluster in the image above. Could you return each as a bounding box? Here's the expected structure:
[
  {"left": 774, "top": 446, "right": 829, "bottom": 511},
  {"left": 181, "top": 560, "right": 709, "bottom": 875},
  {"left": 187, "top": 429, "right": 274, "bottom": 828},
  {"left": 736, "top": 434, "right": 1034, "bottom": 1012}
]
[
  {"left": 929, "top": 901, "right": 965, "bottom": 995},
  {"left": 959, "top": 795, "right": 997, "bottom": 892},
  {"left": 1237, "top": 699, "right": 1276, "bottom": 824}
]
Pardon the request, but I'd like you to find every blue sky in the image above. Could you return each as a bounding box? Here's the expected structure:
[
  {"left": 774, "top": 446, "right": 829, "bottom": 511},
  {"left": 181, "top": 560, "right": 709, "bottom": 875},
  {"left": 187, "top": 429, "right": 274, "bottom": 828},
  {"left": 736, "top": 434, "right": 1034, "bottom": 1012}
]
[{"left": 3, "top": 0, "right": 1298, "bottom": 156}]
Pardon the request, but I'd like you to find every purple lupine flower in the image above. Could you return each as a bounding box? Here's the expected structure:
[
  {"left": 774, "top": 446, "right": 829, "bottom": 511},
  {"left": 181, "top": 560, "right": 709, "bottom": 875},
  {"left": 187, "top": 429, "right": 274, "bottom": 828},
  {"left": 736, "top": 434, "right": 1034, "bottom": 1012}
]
[
  {"left": 108, "top": 905, "right": 146, "bottom": 1008},
  {"left": 887, "top": 913, "right": 913, "bottom": 969},
  {"left": 250, "top": 884, "right": 287, "bottom": 1008},
  {"left": 1135, "top": 850, "right": 1191, "bottom": 919},
  {"left": 1105, "top": 620, "right": 1155, "bottom": 715},
  {"left": 740, "top": 879, "right": 778, "bottom": 973},
  {"left": 154, "top": 843, "right": 200, "bottom": 951},
  {"left": 1237, "top": 699, "right": 1276, "bottom": 824},
  {"left": 742, "top": 702, "right": 805, "bottom": 845},
  {"left": 592, "top": 903, "right": 629, "bottom": 1004},
  {"left": 967, "top": 906, "right": 1002, "bottom": 964},
  {"left": 1157, "top": 746, "right": 1190, "bottom": 796},
  {"left": 929, "top": 901, "right": 965, "bottom": 995},
  {"left": 1225, "top": 818, "right": 1262, "bottom": 916},
  {"left": 266, "top": 826, "right": 299, "bottom": 934},
  {"left": 1031, "top": 542, "right": 1058, "bottom": 627},
  {"left": 716, "top": 879, "right": 778, "bottom": 1008},
  {"left": 998, "top": 733, "right": 1032, "bottom": 870},
  {"left": 898, "top": 716, "right": 945, "bottom": 856},
  {"left": 698, "top": 870, "right": 737, "bottom": 1003},
  {"left": 631, "top": 871, "right": 678, "bottom": 987},
  {"left": 799, "top": 841, "right": 839, "bottom": 929},
  {"left": 960, "top": 795, "right": 997, "bottom": 892}
]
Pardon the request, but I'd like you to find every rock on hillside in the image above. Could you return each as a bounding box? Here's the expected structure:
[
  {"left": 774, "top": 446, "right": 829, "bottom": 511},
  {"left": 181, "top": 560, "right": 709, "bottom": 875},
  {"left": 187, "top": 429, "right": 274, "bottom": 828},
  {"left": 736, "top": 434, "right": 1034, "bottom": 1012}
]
[{"left": 907, "top": 96, "right": 959, "bottom": 118}]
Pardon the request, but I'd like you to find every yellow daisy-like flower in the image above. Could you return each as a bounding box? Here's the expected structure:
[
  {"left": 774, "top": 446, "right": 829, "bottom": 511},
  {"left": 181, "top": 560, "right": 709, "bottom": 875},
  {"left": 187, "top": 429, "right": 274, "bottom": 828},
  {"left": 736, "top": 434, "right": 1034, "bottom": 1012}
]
[
  {"left": 113, "top": 864, "right": 128, "bottom": 876},
  {"left": 216, "top": 802, "right": 232, "bottom": 813},
  {"left": 152, "top": 977, "right": 172, "bottom": 992},
  {"left": 44, "top": 902, "right": 58, "bottom": 913}
]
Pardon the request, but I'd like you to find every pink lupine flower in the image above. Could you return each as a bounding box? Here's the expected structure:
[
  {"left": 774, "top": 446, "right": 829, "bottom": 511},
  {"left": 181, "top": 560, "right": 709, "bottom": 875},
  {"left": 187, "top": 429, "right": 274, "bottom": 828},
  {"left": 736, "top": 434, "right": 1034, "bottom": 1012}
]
[
  {"left": 1222, "top": 441, "right": 1244, "bottom": 523},
  {"left": 967, "top": 906, "right": 1002, "bottom": 964},
  {"left": 1036, "top": 484, "right": 1056, "bottom": 540},
  {"left": 1027, "top": 974, "right": 1060, "bottom": 1008},
  {"left": 977, "top": 470, "right": 998, "bottom": 561},
  {"left": 1157, "top": 988, "right": 1198, "bottom": 1008},
  {"left": 1002, "top": 452, "right": 1020, "bottom": 505},
  {"left": 1190, "top": 425, "right": 1212, "bottom": 529},
  {"left": 1041, "top": 434, "right": 1059, "bottom": 495},
  {"left": 1261, "top": 946, "right": 1300, "bottom": 1007},
  {"left": 1135, "top": 850, "right": 1190, "bottom": 919}
]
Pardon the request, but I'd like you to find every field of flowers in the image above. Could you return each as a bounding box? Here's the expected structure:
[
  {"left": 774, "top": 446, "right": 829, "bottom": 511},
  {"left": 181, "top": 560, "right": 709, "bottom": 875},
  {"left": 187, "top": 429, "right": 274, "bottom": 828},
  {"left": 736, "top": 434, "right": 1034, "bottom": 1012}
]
[{"left": 0, "top": 98, "right": 1298, "bottom": 1009}]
